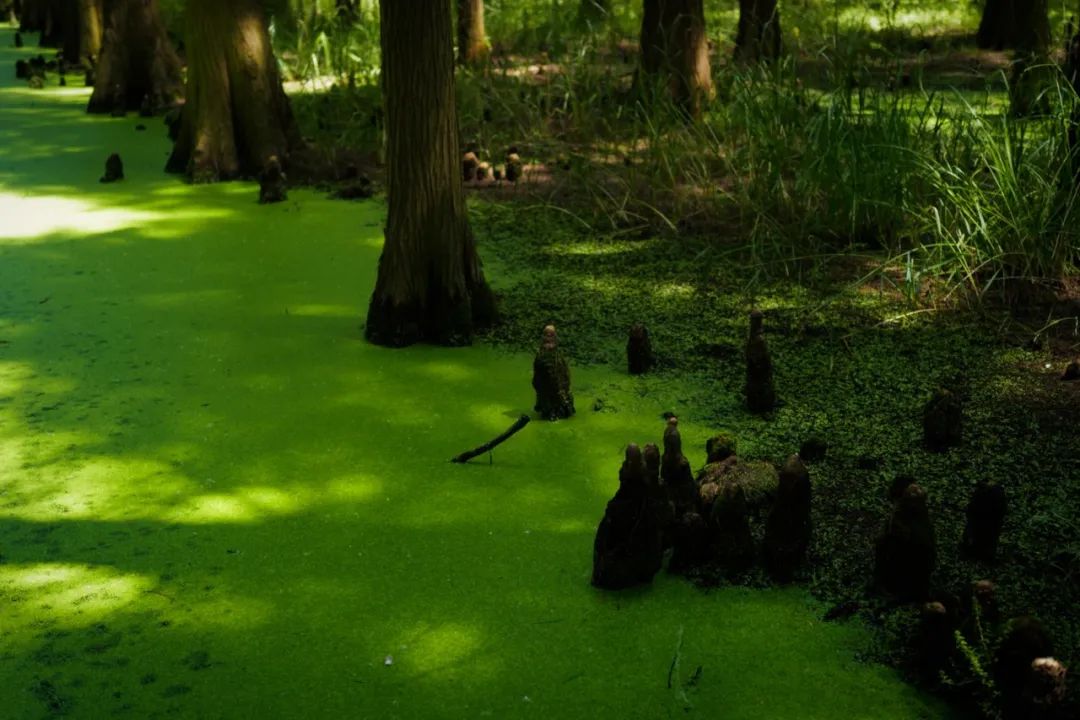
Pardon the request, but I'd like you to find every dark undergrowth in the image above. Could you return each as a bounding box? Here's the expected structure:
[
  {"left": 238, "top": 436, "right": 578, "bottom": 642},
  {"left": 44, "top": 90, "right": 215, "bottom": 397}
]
[{"left": 471, "top": 199, "right": 1080, "bottom": 717}]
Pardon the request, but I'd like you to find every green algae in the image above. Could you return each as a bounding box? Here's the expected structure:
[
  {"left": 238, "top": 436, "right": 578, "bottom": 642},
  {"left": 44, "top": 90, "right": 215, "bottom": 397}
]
[{"left": 0, "top": 28, "right": 956, "bottom": 719}]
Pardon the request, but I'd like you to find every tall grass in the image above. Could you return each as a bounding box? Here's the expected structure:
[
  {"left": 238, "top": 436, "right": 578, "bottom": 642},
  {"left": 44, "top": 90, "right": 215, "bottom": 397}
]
[
  {"left": 915, "top": 73, "right": 1080, "bottom": 303},
  {"left": 275, "top": 0, "right": 1080, "bottom": 304}
]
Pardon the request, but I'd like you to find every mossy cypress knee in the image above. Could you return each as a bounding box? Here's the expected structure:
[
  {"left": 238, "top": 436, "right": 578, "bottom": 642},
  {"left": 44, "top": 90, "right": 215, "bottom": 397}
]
[
  {"left": 744, "top": 309, "right": 775, "bottom": 413},
  {"left": 763, "top": 455, "right": 811, "bottom": 582},
  {"left": 592, "top": 444, "right": 663, "bottom": 589},
  {"left": 532, "top": 324, "right": 574, "bottom": 420},
  {"left": 626, "top": 322, "right": 654, "bottom": 375},
  {"left": 962, "top": 481, "right": 1006, "bottom": 563},
  {"left": 922, "top": 387, "right": 962, "bottom": 452},
  {"left": 661, "top": 417, "right": 696, "bottom": 516},
  {"left": 874, "top": 483, "right": 936, "bottom": 602}
]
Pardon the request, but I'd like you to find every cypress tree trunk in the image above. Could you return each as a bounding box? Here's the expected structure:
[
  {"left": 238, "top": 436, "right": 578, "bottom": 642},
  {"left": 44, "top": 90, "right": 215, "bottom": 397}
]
[
  {"left": 37, "top": 0, "right": 67, "bottom": 48},
  {"left": 65, "top": 0, "right": 103, "bottom": 68},
  {"left": 637, "top": 0, "right": 713, "bottom": 117},
  {"left": 734, "top": 0, "right": 782, "bottom": 62},
  {"left": 366, "top": 0, "right": 496, "bottom": 347},
  {"left": 19, "top": 0, "right": 45, "bottom": 32},
  {"left": 639, "top": 0, "right": 663, "bottom": 75},
  {"left": 457, "top": 0, "right": 489, "bottom": 65},
  {"left": 87, "top": 0, "right": 182, "bottom": 114},
  {"left": 977, "top": 0, "right": 1050, "bottom": 52},
  {"left": 166, "top": 0, "right": 302, "bottom": 183}
]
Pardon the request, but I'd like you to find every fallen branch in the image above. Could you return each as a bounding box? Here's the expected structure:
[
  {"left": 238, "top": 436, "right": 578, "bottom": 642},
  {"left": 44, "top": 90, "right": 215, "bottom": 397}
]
[{"left": 451, "top": 414, "right": 531, "bottom": 464}]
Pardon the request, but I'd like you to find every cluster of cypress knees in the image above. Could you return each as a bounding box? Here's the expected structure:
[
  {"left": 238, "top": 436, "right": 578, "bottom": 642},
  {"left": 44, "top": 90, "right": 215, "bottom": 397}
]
[
  {"left": 462, "top": 146, "right": 523, "bottom": 184},
  {"left": 529, "top": 312, "right": 1071, "bottom": 720}
]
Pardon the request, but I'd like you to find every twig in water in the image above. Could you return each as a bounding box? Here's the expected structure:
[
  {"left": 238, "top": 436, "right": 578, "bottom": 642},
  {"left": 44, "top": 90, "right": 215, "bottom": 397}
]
[{"left": 451, "top": 414, "right": 531, "bottom": 464}]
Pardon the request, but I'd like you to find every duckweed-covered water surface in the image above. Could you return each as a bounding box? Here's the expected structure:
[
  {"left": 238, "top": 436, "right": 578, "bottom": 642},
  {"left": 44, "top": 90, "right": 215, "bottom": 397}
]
[{"left": 0, "top": 25, "right": 975, "bottom": 720}]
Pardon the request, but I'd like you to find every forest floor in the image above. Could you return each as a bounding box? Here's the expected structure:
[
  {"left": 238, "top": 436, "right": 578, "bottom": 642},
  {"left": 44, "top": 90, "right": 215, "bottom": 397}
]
[{"left": 0, "top": 22, "right": 1077, "bottom": 720}]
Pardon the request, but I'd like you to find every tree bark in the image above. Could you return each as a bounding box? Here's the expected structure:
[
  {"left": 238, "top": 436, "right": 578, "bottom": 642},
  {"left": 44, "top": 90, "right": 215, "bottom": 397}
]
[
  {"left": 976, "top": 0, "right": 1050, "bottom": 52},
  {"left": 366, "top": 0, "right": 496, "bottom": 347},
  {"left": 637, "top": 0, "right": 713, "bottom": 117},
  {"left": 87, "top": 0, "right": 182, "bottom": 114},
  {"left": 457, "top": 0, "right": 488, "bottom": 66},
  {"left": 64, "top": 0, "right": 103, "bottom": 68},
  {"left": 19, "top": 0, "right": 45, "bottom": 32},
  {"left": 734, "top": 0, "right": 782, "bottom": 62},
  {"left": 37, "top": 0, "right": 67, "bottom": 48},
  {"left": 166, "top": 0, "right": 302, "bottom": 183}
]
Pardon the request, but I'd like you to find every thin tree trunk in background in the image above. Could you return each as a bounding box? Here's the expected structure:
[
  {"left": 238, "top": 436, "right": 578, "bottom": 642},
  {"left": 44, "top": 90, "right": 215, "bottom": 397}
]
[
  {"left": 457, "top": 0, "right": 489, "bottom": 65},
  {"left": 637, "top": 0, "right": 713, "bottom": 118},
  {"left": 64, "top": 0, "right": 103, "bottom": 67},
  {"left": 87, "top": 0, "right": 182, "bottom": 114},
  {"left": 19, "top": 0, "right": 44, "bottom": 32},
  {"left": 977, "top": 0, "right": 1050, "bottom": 52},
  {"left": 640, "top": 0, "right": 663, "bottom": 74},
  {"left": 37, "top": 0, "right": 66, "bottom": 48},
  {"left": 734, "top": 0, "right": 782, "bottom": 62},
  {"left": 666, "top": 0, "right": 712, "bottom": 116},
  {"left": 366, "top": 0, "right": 496, "bottom": 347}
]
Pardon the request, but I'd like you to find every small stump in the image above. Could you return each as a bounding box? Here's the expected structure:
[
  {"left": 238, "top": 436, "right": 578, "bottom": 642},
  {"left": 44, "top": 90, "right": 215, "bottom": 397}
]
[
  {"left": 258, "top": 156, "right": 287, "bottom": 204},
  {"left": 763, "top": 455, "right": 812, "bottom": 582},
  {"left": 923, "top": 387, "right": 962, "bottom": 451},
  {"left": 626, "top": 323, "right": 654, "bottom": 375},
  {"left": 660, "top": 417, "right": 697, "bottom": 517},
  {"left": 744, "top": 309, "right": 776, "bottom": 413},
  {"left": 592, "top": 444, "right": 663, "bottom": 589},
  {"left": 961, "top": 481, "right": 1006, "bottom": 563},
  {"left": 532, "top": 324, "right": 574, "bottom": 420},
  {"left": 100, "top": 153, "right": 124, "bottom": 183},
  {"left": 874, "top": 483, "right": 936, "bottom": 601}
]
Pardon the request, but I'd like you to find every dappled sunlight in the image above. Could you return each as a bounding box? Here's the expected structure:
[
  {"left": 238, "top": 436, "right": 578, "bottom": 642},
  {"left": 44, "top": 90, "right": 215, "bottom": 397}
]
[
  {"left": 392, "top": 622, "right": 488, "bottom": 679},
  {"left": 546, "top": 239, "right": 647, "bottom": 257},
  {"left": 164, "top": 474, "right": 382, "bottom": 524},
  {"left": 287, "top": 303, "right": 356, "bottom": 318},
  {"left": 417, "top": 359, "right": 479, "bottom": 383},
  {"left": 0, "top": 358, "right": 77, "bottom": 397},
  {"left": 0, "top": 22, "right": 973, "bottom": 719},
  {"left": 0, "top": 563, "right": 155, "bottom": 629},
  {"left": 0, "top": 191, "right": 163, "bottom": 242}
]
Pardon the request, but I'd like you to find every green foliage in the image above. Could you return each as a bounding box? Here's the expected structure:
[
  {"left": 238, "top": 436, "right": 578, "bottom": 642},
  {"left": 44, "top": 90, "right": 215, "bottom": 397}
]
[
  {"left": 915, "top": 73, "right": 1080, "bottom": 302},
  {"left": 0, "top": 38, "right": 961, "bottom": 718}
]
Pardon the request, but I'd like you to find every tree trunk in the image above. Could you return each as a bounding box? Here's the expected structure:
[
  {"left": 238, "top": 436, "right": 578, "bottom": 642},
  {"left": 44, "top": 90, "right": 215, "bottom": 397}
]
[
  {"left": 977, "top": 0, "right": 1050, "bottom": 52},
  {"left": 639, "top": 0, "right": 663, "bottom": 75},
  {"left": 64, "top": 0, "right": 103, "bottom": 68},
  {"left": 19, "top": 0, "right": 44, "bottom": 32},
  {"left": 734, "top": 0, "right": 782, "bottom": 62},
  {"left": 637, "top": 0, "right": 713, "bottom": 118},
  {"left": 87, "top": 0, "right": 182, "bottom": 114},
  {"left": 366, "top": 0, "right": 496, "bottom": 347},
  {"left": 166, "top": 0, "right": 302, "bottom": 183},
  {"left": 37, "top": 0, "right": 67, "bottom": 48},
  {"left": 457, "top": 0, "right": 488, "bottom": 66},
  {"left": 6, "top": 0, "right": 23, "bottom": 25}
]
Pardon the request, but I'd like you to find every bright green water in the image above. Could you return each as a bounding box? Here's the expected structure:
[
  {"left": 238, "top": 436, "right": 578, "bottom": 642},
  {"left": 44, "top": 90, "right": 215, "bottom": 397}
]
[{"left": 0, "top": 27, "right": 951, "bottom": 719}]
